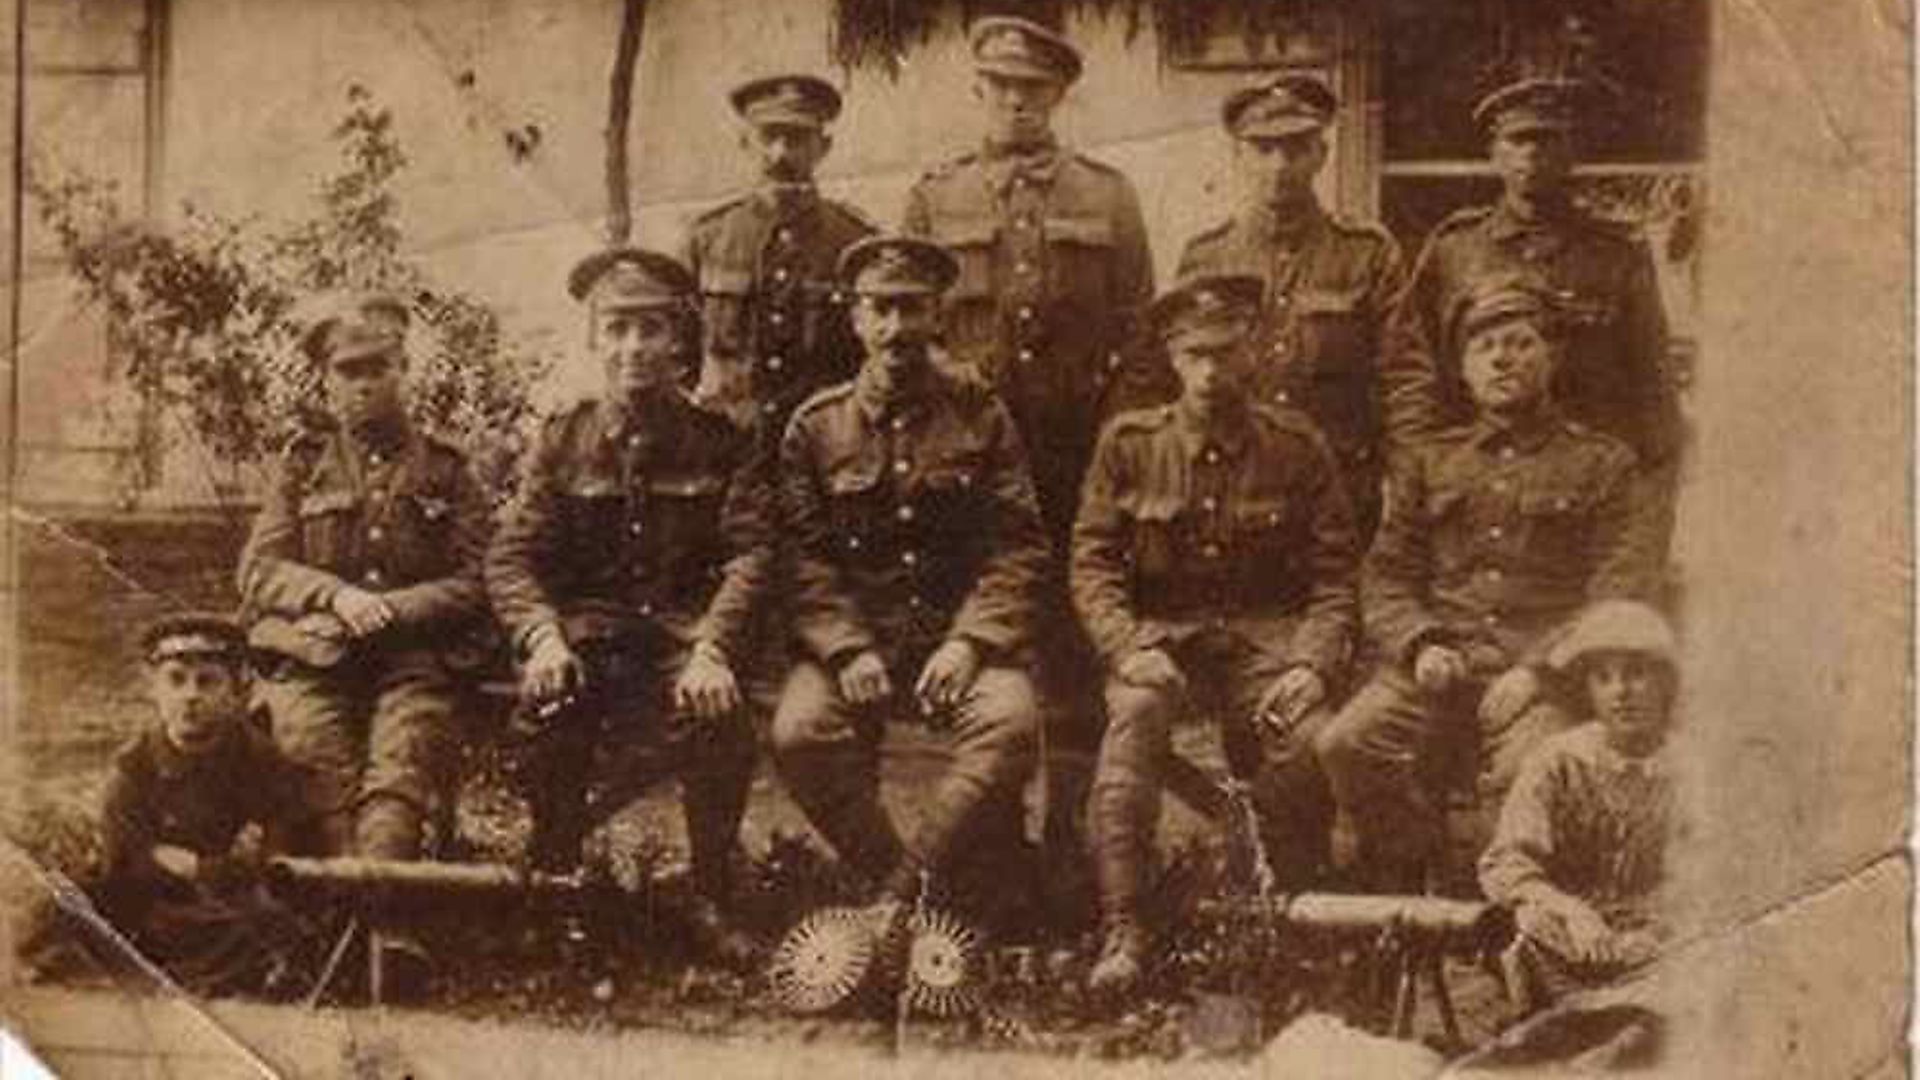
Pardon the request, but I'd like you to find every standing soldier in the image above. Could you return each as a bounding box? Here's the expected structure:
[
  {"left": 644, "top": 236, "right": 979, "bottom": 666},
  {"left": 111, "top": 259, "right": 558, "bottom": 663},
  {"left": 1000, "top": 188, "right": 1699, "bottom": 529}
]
[
  {"left": 238, "top": 292, "right": 490, "bottom": 993},
  {"left": 902, "top": 14, "right": 1154, "bottom": 885},
  {"left": 1381, "top": 74, "right": 1683, "bottom": 554},
  {"left": 485, "top": 249, "right": 766, "bottom": 967},
  {"left": 1174, "top": 74, "right": 1405, "bottom": 539},
  {"left": 679, "top": 74, "right": 876, "bottom": 441},
  {"left": 1073, "top": 274, "right": 1360, "bottom": 994},
  {"left": 901, "top": 15, "right": 1154, "bottom": 542},
  {"left": 771, "top": 236, "right": 1049, "bottom": 922},
  {"left": 1317, "top": 277, "right": 1656, "bottom": 894}
]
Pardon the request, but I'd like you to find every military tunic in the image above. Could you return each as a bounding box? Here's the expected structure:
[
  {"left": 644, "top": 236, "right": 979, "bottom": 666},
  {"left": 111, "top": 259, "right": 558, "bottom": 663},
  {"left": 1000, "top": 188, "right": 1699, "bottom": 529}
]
[
  {"left": 92, "top": 722, "right": 310, "bottom": 994},
  {"left": 678, "top": 186, "right": 876, "bottom": 439},
  {"left": 1073, "top": 402, "right": 1360, "bottom": 901},
  {"left": 237, "top": 421, "right": 488, "bottom": 848},
  {"left": 1173, "top": 204, "right": 1405, "bottom": 537},
  {"left": 1381, "top": 199, "right": 1682, "bottom": 471},
  {"left": 485, "top": 391, "right": 767, "bottom": 876},
  {"left": 1316, "top": 412, "right": 1654, "bottom": 888},
  {"left": 770, "top": 363, "right": 1049, "bottom": 892},
  {"left": 902, "top": 140, "right": 1155, "bottom": 542}
]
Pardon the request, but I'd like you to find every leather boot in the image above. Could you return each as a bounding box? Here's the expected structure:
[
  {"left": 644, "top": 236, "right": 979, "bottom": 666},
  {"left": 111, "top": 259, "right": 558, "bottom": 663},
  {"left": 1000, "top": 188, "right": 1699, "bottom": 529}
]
[{"left": 1087, "top": 917, "right": 1150, "bottom": 996}]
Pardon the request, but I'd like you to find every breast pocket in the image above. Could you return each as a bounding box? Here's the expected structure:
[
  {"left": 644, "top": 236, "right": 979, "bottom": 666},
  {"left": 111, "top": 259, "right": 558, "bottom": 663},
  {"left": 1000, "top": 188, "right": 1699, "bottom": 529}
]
[
  {"left": 647, "top": 473, "right": 729, "bottom": 591},
  {"left": 1231, "top": 497, "right": 1293, "bottom": 563},
  {"left": 297, "top": 489, "right": 361, "bottom": 569},
  {"left": 823, "top": 460, "right": 885, "bottom": 561},
  {"left": 1423, "top": 487, "right": 1478, "bottom": 576},
  {"left": 1129, "top": 500, "right": 1186, "bottom": 578},
  {"left": 1043, "top": 215, "right": 1116, "bottom": 314},
  {"left": 392, "top": 491, "right": 458, "bottom": 574},
  {"left": 1518, "top": 487, "right": 1592, "bottom": 566},
  {"left": 558, "top": 480, "right": 630, "bottom": 557},
  {"left": 1294, "top": 288, "right": 1369, "bottom": 377}
]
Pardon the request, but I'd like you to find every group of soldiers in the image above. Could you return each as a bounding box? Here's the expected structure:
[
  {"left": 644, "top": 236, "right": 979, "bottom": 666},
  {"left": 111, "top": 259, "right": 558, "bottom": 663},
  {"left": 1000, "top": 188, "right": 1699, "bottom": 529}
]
[{"left": 92, "top": 15, "right": 1686, "bottom": 1010}]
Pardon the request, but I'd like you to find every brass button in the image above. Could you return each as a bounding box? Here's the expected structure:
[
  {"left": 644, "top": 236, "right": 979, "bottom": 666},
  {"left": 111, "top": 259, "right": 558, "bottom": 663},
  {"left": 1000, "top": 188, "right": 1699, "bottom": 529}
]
[
  {"left": 773, "top": 268, "right": 790, "bottom": 283},
  {"left": 365, "top": 569, "right": 384, "bottom": 585},
  {"left": 776, "top": 227, "right": 794, "bottom": 244},
  {"left": 769, "top": 311, "right": 785, "bottom": 327},
  {"left": 847, "top": 535, "right": 862, "bottom": 550},
  {"left": 1017, "top": 306, "right": 1035, "bottom": 321},
  {"left": 893, "top": 459, "right": 910, "bottom": 475},
  {"left": 1015, "top": 261, "right": 1033, "bottom": 275},
  {"left": 1499, "top": 446, "right": 1516, "bottom": 461},
  {"left": 1273, "top": 390, "right": 1289, "bottom": 403},
  {"left": 628, "top": 436, "right": 642, "bottom": 450},
  {"left": 1201, "top": 496, "right": 1218, "bottom": 512},
  {"left": 1018, "top": 348, "right": 1034, "bottom": 363},
  {"left": 1203, "top": 544, "right": 1222, "bottom": 559},
  {"left": 639, "top": 603, "right": 653, "bottom": 617},
  {"left": 897, "top": 505, "right": 916, "bottom": 522},
  {"left": 890, "top": 417, "right": 907, "bottom": 432},
  {"left": 767, "top": 355, "right": 785, "bottom": 372},
  {"left": 367, "top": 526, "right": 384, "bottom": 541},
  {"left": 629, "top": 521, "right": 643, "bottom": 535},
  {"left": 1203, "top": 449, "right": 1220, "bottom": 465},
  {"left": 1488, "top": 525, "right": 1504, "bottom": 540},
  {"left": 901, "top": 551, "right": 919, "bottom": 567}
]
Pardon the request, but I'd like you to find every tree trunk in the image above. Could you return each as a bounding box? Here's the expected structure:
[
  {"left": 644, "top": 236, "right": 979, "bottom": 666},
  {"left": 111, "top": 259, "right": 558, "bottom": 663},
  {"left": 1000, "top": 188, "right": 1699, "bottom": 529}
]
[{"left": 604, "top": 0, "right": 647, "bottom": 245}]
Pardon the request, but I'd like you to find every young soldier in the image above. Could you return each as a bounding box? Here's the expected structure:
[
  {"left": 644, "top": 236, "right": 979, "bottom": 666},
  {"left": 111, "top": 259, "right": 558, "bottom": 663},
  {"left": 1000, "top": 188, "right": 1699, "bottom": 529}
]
[
  {"left": 678, "top": 74, "right": 876, "bottom": 440},
  {"left": 1381, "top": 73, "right": 1683, "bottom": 553},
  {"left": 1317, "top": 277, "right": 1656, "bottom": 893},
  {"left": 1174, "top": 73, "right": 1405, "bottom": 539},
  {"left": 1072, "top": 273, "right": 1360, "bottom": 994},
  {"left": 91, "top": 614, "right": 307, "bottom": 996},
  {"left": 901, "top": 14, "right": 1154, "bottom": 544},
  {"left": 771, "top": 235, "right": 1049, "bottom": 922},
  {"left": 486, "top": 249, "right": 766, "bottom": 968},
  {"left": 1480, "top": 600, "right": 1683, "bottom": 1014},
  {"left": 238, "top": 292, "right": 489, "bottom": 990}
]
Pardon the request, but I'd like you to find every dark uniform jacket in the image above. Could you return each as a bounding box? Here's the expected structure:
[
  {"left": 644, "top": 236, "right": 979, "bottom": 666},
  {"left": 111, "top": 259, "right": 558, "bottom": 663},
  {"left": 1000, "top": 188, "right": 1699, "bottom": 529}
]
[
  {"left": 237, "top": 422, "right": 489, "bottom": 664},
  {"left": 902, "top": 139, "right": 1154, "bottom": 538},
  {"left": 678, "top": 185, "right": 876, "bottom": 434},
  {"left": 1071, "top": 402, "right": 1360, "bottom": 678},
  {"left": 1364, "top": 412, "right": 1651, "bottom": 671},
  {"left": 1175, "top": 203, "right": 1405, "bottom": 532},
  {"left": 486, "top": 392, "right": 771, "bottom": 661},
  {"left": 97, "top": 722, "right": 294, "bottom": 900},
  {"left": 780, "top": 362, "right": 1051, "bottom": 668},
  {"left": 1382, "top": 200, "right": 1682, "bottom": 467}
]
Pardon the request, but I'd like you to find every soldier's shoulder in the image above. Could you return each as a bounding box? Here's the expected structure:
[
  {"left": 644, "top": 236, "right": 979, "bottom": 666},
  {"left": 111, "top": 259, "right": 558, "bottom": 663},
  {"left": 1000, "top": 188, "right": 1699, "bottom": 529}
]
[
  {"left": 820, "top": 197, "right": 879, "bottom": 232},
  {"left": 1249, "top": 402, "right": 1332, "bottom": 443},
  {"left": 688, "top": 193, "right": 754, "bottom": 229},
  {"left": 536, "top": 396, "right": 607, "bottom": 438},
  {"left": 1431, "top": 204, "right": 1495, "bottom": 238},
  {"left": 791, "top": 380, "right": 858, "bottom": 422},
  {"left": 1182, "top": 217, "right": 1237, "bottom": 252},
  {"left": 1068, "top": 150, "right": 1126, "bottom": 178},
  {"left": 912, "top": 150, "right": 982, "bottom": 187},
  {"left": 1559, "top": 418, "right": 1638, "bottom": 463},
  {"left": 1570, "top": 210, "right": 1649, "bottom": 250},
  {"left": 1102, "top": 405, "right": 1176, "bottom": 442},
  {"left": 1327, "top": 213, "right": 1398, "bottom": 248},
  {"left": 931, "top": 359, "right": 996, "bottom": 403}
]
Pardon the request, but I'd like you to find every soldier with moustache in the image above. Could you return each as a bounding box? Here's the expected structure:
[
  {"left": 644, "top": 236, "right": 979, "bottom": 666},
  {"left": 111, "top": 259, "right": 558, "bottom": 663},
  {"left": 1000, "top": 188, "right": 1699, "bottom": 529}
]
[{"left": 678, "top": 74, "right": 876, "bottom": 443}]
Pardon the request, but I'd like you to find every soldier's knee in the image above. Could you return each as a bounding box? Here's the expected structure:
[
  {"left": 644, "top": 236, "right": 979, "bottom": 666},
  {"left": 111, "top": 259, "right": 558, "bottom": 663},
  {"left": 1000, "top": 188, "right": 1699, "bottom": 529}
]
[
  {"left": 1313, "top": 708, "right": 1369, "bottom": 781},
  {"left": 1102, "top": 680, "right": 1174, "bottom": 736}
]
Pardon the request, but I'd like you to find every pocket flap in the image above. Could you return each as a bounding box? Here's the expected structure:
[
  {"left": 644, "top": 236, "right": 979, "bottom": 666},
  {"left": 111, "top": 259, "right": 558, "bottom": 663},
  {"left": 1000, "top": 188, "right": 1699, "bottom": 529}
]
[
  {"left": 700, "top": 266, "right": 753, "bottom": 296},
  {"left": 1045, "top": 216, "right": 1114, "bottom": 247},
  {"left": 1295, "top": 288, "right": 1362, "bottom": 315},
  {"left": 298, "top": 490, "right": 359, "bottom": 517}
]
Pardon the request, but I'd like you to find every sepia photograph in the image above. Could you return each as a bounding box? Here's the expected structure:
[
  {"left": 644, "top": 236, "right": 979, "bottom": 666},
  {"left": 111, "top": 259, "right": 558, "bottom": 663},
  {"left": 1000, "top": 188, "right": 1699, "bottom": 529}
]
[{"left": 0, "top": 0, "right": 1908, "bottom": 1075}]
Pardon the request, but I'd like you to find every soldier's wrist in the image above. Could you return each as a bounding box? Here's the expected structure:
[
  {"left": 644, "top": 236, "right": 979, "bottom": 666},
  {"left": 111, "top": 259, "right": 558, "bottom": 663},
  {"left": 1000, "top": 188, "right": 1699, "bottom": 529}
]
[
  {"left": 691, "top": 638, "right": 731, "bottom": 667},
  {"left": 522, "top": 622, "right": 566, "bottom": 657}
]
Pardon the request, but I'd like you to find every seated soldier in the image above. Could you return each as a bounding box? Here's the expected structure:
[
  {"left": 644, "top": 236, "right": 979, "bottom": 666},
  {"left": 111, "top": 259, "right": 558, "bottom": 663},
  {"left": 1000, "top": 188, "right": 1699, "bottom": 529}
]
[
  {"left": 1316, "top": 276, "right": 1657, "bottom": 893},
  {"left": 486, "top": 248, "right": 767, "bottom": 968},
  {"left": 90, "top": 613, "right": 310, "bottom": 997},
  {"left": 237, "top": 290, "right": 490, "bottom": 995},
  {"left": 1071, "top": 273, "right": 1360, "bottom": 995},
  {"left": 1479, "top": 600, "right": 1682, "bottom": 1014},
  {"left": 770, "top": 235, "right": 1049, "bottom": 931}
]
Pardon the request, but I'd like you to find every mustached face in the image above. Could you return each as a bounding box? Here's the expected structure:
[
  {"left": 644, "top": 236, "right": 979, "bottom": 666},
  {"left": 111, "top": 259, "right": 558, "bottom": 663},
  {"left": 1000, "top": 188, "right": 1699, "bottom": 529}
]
[
  {"left": 150, "top": 658, "right": 247, "bottom": 754},
  {"left": 1583, "top": 652, "right": 1676, "bottom": 756},
  {"left": 973, "top": 72, "right": 1064, "bottom": 147},
  {"left": 326, "top": 350, "right": 407, "bottom": 430},
  {"left": 743, "top": 123, "right": 830, "bottom": 184},
  {"left": 1235, "top": 130, "right": 1327, "bottom": 210},
  {"left": 1491, "top": 126, "right": 1575, "bottom": 201},
  {"left": 851, "top": 292, "right": 939, "bottom": 374},
  {"left": 594, "top": 306, "right": 690, "bottom": 400}
]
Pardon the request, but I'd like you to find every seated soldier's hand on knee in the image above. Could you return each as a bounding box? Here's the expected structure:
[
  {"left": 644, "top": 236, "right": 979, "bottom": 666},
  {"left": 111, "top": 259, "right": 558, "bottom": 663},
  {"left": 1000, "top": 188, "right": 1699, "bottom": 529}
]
[
  {"left": 674, "top": 640, "right": 743, "bottom": 722},
  {"left": 1413, "top": 642, "right": 1469, "bottom": 694},
  {"left": 914, "top": 638, "right": 981, "bottom": 725},
  {"left": 837, "top": 649, "right": 893, "bottom": 707},
  {"left": 1257, "top": 665, "right": 1326, "bottom": 735},
  {"left": 1479, "top": 664, "right": 1542, "bottom": 726},
  {"left": 330, "top": 584, "right": 395, "bottom": 638},
  {"left": 522, "top": 624, "right": 587, "bottom": 710},
  {"left": 1116, "top": 647, "right": 1186, "bottom": 694}
]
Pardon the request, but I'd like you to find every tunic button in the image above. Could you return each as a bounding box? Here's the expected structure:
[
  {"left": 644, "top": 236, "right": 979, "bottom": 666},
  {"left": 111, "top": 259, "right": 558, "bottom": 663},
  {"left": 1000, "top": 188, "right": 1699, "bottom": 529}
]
[
  {"left": 1201, "top": 496, "right": 1218, "bottom": 512},
  {"left": 1018, "top": 306, "right": 1035, "bottom": 321},
  {"left": 368, "top": 452, "right": 383, "bottom": 466},
  {"left": 901, "top": 551, "right": 918, "bottom": 567},
  {"left": 1486, "top": 568, "right": 1503, "bottom": 583},
  {"left": 847, "top": 536, "right": 862, "bottom": 550},
  {"left": 1015, "top": 261, "right": 1033, "bottom": 275},
  {"left": 908, "top": 595, "right": 924, "bottom": 609},
  {"left": 365, "top": 569, "right": 384, "bottom": 585},
  {"left": 769, "top": 311, "right": 785, "bottom": 327},
  {"left": 1203, "top": 449, "right": 1220, "bottom": 465},
  {"left": 1492, "top": 479, "right": 1510, "bottom": 493},
  {"left": 774, "top": 268, "right": 790, "bottom": 283},
  {"left": 628, "top": 436, "right": 643, "bottom": 450},
  {"left": 776, "top": 227, "right": 794, "bottom": 243},
  {"left": 890, "top": 417, "right": 907, "bottom": 433},
  {"left": 1488, "top": 525, "right": 1504, "bottom": 540},
  {"left": 1273, "top": 390, "right": 1289, "bottom": 403},
  {"left": 1203, "top": 545, "right": 1222, "bottom": 559},
  {"left": 893, "top": 459, "right": 910, "bottom": 475},
  {"left": 1018, "top": 348, "right": 1034, "bottom": 363},
  {"left": 762, "top": 402, "right": 779, "bottom": 415},
  {"left": 1555, "top": 497, "right": 1571, "bottom": 511},
  {"left": 1499, "top": 446, "right": 1516, "bottom": 460},
  {"left": 897, "top": 505, "right": 916, "bottom": 522},
  {"left": 639, "top": 603, "right": 653, "bottom": 617},
  {"left": 1484, "top": 611, "right": 1501, "bottom": 626},
  {"left": 629, "top": 522, "right": 643, "bottom": 536},
  {"left": 767, "top": 355, "right": 785, "bottom": 372},
  {"left": 367, "top": 526, "right": 384, "bottom": 541}
]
